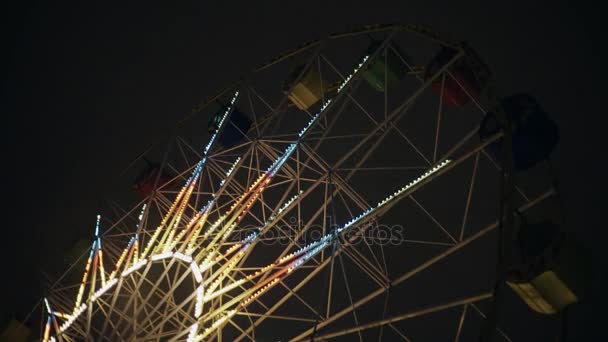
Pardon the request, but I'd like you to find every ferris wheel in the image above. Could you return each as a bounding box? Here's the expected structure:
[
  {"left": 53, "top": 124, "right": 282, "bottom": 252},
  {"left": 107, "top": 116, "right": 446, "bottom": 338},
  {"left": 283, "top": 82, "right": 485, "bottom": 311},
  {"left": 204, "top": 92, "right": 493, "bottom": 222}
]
[{"left": 36, "top": 24, "right": 583, "bottom": 342}]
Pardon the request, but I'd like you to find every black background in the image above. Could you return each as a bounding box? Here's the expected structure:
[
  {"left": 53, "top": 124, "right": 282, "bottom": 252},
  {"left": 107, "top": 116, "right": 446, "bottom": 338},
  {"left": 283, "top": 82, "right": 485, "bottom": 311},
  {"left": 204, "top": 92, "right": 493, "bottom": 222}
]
[{"left": 2, "top": 0, "right": 606, "bottom": 340}]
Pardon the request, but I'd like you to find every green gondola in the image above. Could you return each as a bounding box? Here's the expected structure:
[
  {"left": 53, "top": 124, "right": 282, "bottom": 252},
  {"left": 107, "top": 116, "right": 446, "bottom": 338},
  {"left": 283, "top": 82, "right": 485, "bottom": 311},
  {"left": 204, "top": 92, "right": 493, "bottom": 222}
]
[{"left": 361, "top": 41, "right": 409, "bottom": 92}]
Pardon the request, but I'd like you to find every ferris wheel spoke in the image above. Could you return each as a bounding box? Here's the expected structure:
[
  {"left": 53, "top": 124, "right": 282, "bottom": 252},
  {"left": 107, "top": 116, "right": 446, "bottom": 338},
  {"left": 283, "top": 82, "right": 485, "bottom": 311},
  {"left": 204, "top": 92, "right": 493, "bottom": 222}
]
[
  {"left": 387, "top": 323, "right": 413, "bottom": 341},
  {"left": 123, "top": 262, "right": 193, "bottom": 335},
  {"left": 341, "top": 244, "right": 388, "bottom": 288},
  {"left": 343, "top": 83, "right": 433, "bottom": 167},
  {"left": 333, "top": 193, "right": 389, "bottom": 286},
  {"left": 317, "top": 47, "right": 466, "bottom": 179},
  {"left": 296, "top": 293, "right": 492, "bottom": 342},
  {"left": 459, "top": 152, "right": 481, "bottom": 242},
  {"left": 480, "top": 149, "right": 531, "bottom": 203},
  {"left": 453, "top": 303, "right": 469, "bottom": 342},
  {"left": 336, "top": 250, "right": 365, "bottom": 342},
  {"left": 469, "top": 303, "right": 513, "bottom": 342},
  {"left": 277, "top": 280, "right": 324, "bottom": 320},
  {"left": 409, "top": 195, "right": 457, "bottom": 244},
  {"left": 285, "top": 188, "right": 553, "bottom": 341},
  {"left": 244, "top": 87, "right": 262, "bottom": 139}
]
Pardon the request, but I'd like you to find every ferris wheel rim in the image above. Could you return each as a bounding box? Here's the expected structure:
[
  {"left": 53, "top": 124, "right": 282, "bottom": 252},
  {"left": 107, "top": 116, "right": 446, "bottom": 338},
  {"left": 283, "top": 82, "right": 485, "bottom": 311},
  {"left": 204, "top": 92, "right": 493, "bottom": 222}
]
[{"left": 40, "top": 27, "right": 552, "bottom": 342}]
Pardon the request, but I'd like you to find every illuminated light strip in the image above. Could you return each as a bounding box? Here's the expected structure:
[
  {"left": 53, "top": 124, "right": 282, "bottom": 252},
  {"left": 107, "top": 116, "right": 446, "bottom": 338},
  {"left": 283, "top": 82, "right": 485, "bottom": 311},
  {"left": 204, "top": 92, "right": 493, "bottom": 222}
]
[
  {"left": 132, "top": 238, "right": 139, "bottom": 264},
  {"left": 277, "top": 191, "right": 303, "bottom": 216},
  {"left": 187, "top": 323, "right": 199, "bottom": 342},
  {"left": 91, "top": 278, "right": 118, "bottom": 302},
  {"left": 131, "top": 204, "right": 144, "bottom": 262},
  {"left": 196, "top": 310, "right": 237, "bottom": 340},
  {"left": 94, "top": 214, "right": 101, "bottom": 237},
  {"left": 240, "top": 231, "right": 259, "bottom": 244},
  {"left": 185, "top": 202, "right": 214, "bottom": 254},
  {"left": 219, "top": 157, "right": 241, "bottom": 187},
  {"left": 174, "top": 252, "right": 193, "bottom": 263},
  {"left": 109, "top": 236, "right": 136, "bottom": 279},
  {"left": 141, "top": 179, "right": 192, "bottom": 259},
  {"left": 338, "top": 159, "right": 452, "bottom": 234},
  {"left": 184, "top": 198, "right": 213, "bottom": 232},
  {"left": 263, "top": 190, "right": 303, "bottom": 228},
  {"left": 298, "top": 112, "right": 321, "bottom": 138},
  {"left": 297, "top": 98, "right": 332, "bottom": 138},
  {"left": 204, "top": 261, "right": 278, "bottom": 303},
  {"left": 137, "top": 204, "right": 147, "bottom": 223},
  {"left": 297, "top": 55, "right": 371, "bottom": 141},
  {"left": 198, "top": 239, "right": 245, "bottom": 279},
  {"left": 241, "top": 278, "right": 281, "bottom": 306},
  {"left": 190, "top": 262, "right": 203, "bottom": 283},
  {"left": 284, "top": 161, "right": 454, "bottom": 275},
  {"left": 44, "top": 297, "right": 51, "bottom": 313},
  {"left": 205, "top": 248, "right": 246, "bottom": 288},
  {"left": 59, "top": 304, "right": 86, "bottom": 333},
  {"left": 195, "top": 286, "right": 204, "bottom": 317},
  {"left": 218, "top": 191, "right": 303, "bottom": 260},
  {"left": 42, "top": 316, "right": 51, "bottom": 342},
  {"left": 337, "top": 55, "right": 369, "bottom": 92},
  {"left": 288, "top": 241, "right": 330, "bottom": 273},
  {"left": 203, "top": 180, "right": 266, "bottom": 253},
  {"left": 74, "top": 240, "right": 96, "bottom": 311},
  {"left": 151, "top": 251, "right": 173, "bottom": 261},
  {"left": 166, "top": 228, "right": 188, "bottom": 251},
  {"left": 90, "top": 216, "right": 104, "bottom": 294},
  {"left": 199, "top": 249, "right": 218, "bottom": 272},
  {"left": 221, "top": 223, "right": 238, "bottom": 241},
  {"left": 246, "top": 263, "right": 276, "bottom": 280},
  {"left": 204, "top": 91, "right": 240, "bottom": 155},
  {"left": 161, "top": 179, "right": 200, "bottom": 251},
  {"left": 374, "top": 159, "right": 452, "bottom": 209},
  {"left": 141, "top": 223, "right": 167, "bottom": 259},
  {"left": 201, "top": 216, "right": 226, "bottom": 242},
  {"left": 52, "top": 311, "right": 70, "bottom": 319},
  {"left": 98, "top": 248, "right": 107, "bottom": 286},
  {"left": 49, "top": 337, "right": 56, "bottom": 342},
  {"left": 264, "top": 143, "right": 297, "bottom": 177},
  {"left": 204, "top": 250, "right": 246, "bottom": 294},
  {"left": 218, "top": 242, "right": 244, "bottom": 260},
  {"left": 203, "top": 277, "right": 247, "bottom": 303},
  {"left": 121, "top": 259, "right": 148, "bottom": 277},
  {"left": 278, "top": 235, "right": 332, "bottom": 264}
]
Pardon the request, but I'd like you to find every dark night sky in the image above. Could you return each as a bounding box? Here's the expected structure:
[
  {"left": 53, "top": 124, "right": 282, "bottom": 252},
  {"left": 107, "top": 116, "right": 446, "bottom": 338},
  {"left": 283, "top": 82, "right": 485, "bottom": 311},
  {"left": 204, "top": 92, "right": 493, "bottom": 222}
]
[{"left": 2, "top": 0, "right": 606, "bottom": 340}]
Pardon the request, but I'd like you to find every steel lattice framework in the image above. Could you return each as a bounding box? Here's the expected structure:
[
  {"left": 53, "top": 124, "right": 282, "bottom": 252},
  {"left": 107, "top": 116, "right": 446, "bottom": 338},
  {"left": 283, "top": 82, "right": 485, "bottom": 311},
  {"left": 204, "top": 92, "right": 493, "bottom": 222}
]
[{"left": 40, "top": 24, "right": 555, "bottom": 341}]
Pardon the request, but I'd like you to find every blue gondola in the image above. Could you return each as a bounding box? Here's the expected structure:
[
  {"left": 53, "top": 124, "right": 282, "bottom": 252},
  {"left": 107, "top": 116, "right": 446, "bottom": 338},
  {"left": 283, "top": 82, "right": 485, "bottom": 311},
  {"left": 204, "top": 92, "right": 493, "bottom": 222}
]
[
  {"left": 479, "top": 93, "right": 559, "bottom": 171},
  {"left": 208, "top": 106, "right": 251, "bottom": 148}
]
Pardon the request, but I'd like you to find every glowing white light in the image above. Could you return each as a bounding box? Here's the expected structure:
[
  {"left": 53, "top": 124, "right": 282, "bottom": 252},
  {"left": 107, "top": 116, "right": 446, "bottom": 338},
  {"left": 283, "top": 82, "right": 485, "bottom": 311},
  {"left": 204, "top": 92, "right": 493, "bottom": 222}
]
[
  {"left": 121, "top": 259, "right": 147, "bottom": 277},
  {"left": 190, "top": 262, "right": 203, "bottom": 283},
  {"left": 60, "top": 304, "right": 87, "bottom": 333},
  {"left": 198, "top": 310, "right": 237, "bottom": 339},
  {"left": 91, "top": 278, "right": 118, "bottom": 302},
  {"left": 174, "top": 252, "right": 192, "bottom": 263},
  {"left": 195, "top": 286, "right": 204, "bottom": 317},
  {"left": 44, "top": 297, "right": 51, "bottom": 313},
  {"left": 204, "top": 92, "right": 240, "bottom": 155},
  {"left": 151, "top": 251, "right": 173, "bottom": 261},
  {"left": 187, "top": 323, "right": 199, "bottom": 342},
  {"left": 338, "top": 55, "right": 369, "bottom": 92}
]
